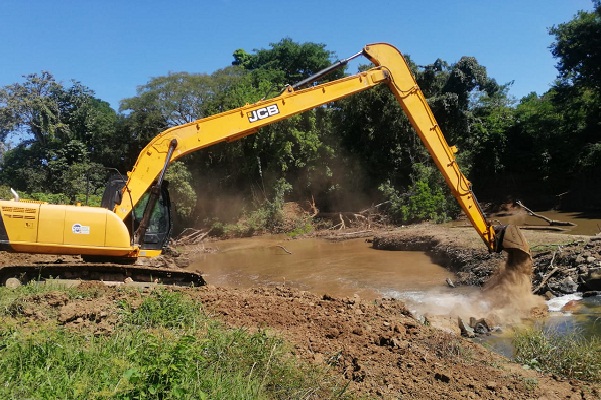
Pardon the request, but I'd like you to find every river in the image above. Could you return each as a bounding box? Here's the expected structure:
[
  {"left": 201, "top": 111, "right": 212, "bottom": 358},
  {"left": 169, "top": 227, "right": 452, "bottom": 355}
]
[
  {"left": 191, "top": 210, "right": 601, "bottom": 353},
  {"left": 193, "top": 236, "right": 462, "bottom": 305},
  {"left": 192, "top": 235, "right": 502, "bottom": 323}
]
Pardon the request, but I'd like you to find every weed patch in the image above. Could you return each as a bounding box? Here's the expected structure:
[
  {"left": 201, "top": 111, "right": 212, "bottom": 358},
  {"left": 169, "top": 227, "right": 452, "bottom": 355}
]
[
  {"left": 513, "top": 327, "right": 601, "bottom": 382},
  {"left": 0, "top": 287, "right": 351, "bottom": 399}
]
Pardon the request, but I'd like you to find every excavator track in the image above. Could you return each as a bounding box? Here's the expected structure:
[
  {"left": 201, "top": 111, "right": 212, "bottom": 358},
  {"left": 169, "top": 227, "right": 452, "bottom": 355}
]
[{"left": 0, "top": 263, "right": 206, "bottom": 288}]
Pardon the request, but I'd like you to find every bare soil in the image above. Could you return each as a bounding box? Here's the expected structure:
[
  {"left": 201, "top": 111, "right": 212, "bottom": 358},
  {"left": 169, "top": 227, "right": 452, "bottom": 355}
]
[{"left": 2, "top": 223, "right": 601, "bottom": 399}]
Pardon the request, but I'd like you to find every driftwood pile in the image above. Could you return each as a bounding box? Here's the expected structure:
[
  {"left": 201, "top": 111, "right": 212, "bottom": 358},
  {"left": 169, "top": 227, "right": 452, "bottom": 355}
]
[
  {"left": 316, "top": 201, "right": 390, "bottom": 231},
  {"left": 173, "top": 228, "right": 210, "bottom": 245}
]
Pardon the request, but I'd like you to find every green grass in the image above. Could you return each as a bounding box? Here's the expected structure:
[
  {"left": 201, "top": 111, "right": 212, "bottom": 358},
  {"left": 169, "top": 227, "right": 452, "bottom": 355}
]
[
  {"left": 0, "top": 287, "right": 352, "bottom": 399},
  {"left": 512, "top": 327, "right": 601, "bottom": 382}
]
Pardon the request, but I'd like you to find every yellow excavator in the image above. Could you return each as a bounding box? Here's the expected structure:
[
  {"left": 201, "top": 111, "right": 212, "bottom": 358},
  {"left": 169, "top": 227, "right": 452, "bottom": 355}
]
[{"left": 0, "top": 43, "right": 530, "bottom": 287}]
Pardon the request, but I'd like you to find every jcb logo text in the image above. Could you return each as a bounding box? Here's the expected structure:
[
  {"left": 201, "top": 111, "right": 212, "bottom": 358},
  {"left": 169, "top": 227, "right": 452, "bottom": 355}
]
[{"left": 247, "top": 104, "right": 280, "bottom": 123}]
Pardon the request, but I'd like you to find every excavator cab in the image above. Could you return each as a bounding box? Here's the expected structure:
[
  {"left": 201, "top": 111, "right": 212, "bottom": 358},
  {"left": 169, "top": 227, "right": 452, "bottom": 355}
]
[
  {"left": 101, "top": 175, "right": 173, "bottom": 251},
  {"left": 131, "top": 187, "right": 172, "bottom": 250}
]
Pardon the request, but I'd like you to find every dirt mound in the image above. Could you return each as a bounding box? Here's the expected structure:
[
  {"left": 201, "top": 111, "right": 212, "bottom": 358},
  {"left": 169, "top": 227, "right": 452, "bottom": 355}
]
[{"left": 196, "top": 286, "right": 597, "bottom": 399}]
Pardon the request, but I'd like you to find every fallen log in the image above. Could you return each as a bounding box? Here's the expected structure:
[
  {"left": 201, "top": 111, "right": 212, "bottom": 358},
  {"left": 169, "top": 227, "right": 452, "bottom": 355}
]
[{"left": 515, "top": 201, "right": 576, "bottom": 227}]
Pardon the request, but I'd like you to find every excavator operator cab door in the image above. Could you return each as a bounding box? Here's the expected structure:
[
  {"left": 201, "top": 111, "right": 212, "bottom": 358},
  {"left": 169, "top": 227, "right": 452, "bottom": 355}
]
[
  {"left": 101, "top": 176, "right": 173, "bottom": 251},
  {"left": 132, "top": 184, "right": 173, "bottom": 250}
]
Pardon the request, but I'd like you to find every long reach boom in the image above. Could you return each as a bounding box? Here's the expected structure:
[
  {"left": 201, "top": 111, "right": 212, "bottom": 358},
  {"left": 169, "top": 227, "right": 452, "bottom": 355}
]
[{"left": 117, "top": 43, "right": 525, "bottom": 255}]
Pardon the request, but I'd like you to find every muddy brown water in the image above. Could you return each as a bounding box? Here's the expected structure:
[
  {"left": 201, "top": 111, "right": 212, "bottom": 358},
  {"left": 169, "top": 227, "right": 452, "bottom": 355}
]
[
  {"left": 192, "top": 211, "right": 600, "bottom": 302},
  {"left": 191, "top": 222, "right": 601, "bottom": 352},
  {"left": 193, "top": 237, "right": 466, "bottom": 299},
  {"left": 191, "top": 236, "right": 484, "bottom": 317}
]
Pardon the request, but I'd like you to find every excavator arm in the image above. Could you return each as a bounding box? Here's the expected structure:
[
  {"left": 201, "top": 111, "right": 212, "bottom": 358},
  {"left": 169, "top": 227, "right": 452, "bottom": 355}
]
[
  {"left": 363, "top": 44, "right": 499, "bottom": 252},
  {"left": 116, "top": 42, "right": 527, "bottom": 255}
]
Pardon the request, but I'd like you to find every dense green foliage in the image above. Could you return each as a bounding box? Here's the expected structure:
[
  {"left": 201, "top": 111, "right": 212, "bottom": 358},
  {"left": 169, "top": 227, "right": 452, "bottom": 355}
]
[
  {"left": 379, "top": 164, "right": 458, "bottom": 225},
  {"left": 0, "top": 286, "right": 351, "bottom": 399},
  {"left": 0, "top": 71, "right": 126, "bottom": 206},
  {"left": 1, "top": 3, "right": 600, "bottom": 233}
]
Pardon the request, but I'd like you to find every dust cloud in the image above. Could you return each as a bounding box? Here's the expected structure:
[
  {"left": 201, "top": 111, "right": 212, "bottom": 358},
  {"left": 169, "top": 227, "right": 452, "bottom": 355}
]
[
  {"left": 476, "top": 250, "right": 547, "bottom": 324},
  {"left": 415, "top": 251, "right": 546, "bottom": 328}
]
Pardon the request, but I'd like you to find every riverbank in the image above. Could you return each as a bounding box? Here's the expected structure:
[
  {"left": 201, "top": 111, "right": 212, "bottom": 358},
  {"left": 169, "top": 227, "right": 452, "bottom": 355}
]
[
  {"left": 371, "top": 223, "right": 601, "bottom": 297},
  {"left": 1, "top": 279, "right": 598, "bottom": 399},
  {"left": 191, "top": 223, "right": 600, "bottom": 398}
]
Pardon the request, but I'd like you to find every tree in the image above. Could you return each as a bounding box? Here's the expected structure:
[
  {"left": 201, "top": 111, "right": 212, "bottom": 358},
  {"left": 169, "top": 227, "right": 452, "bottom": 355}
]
[
  {"left": 333, "top": 82, "right": 420, "bottom": 194},
  {"left": 232, "top": 39, "right": 350, "bottom": 210},
  {"left": 466, "top": 83, "right": 516, "bottom": 192},
  {"left": 425, "top": 56, "right": 503, "bottom": 148},
  {"left": 234, "top": 38, "right": 342, "bottom": 88},
  {"left": 121, "top": 39, "right": 343, "bottom": 225},
  {"left": 164, "top": 161, "right": 197, "bottom": 232},
  {"left": 0, "top": 71, "right": 65, "bottom": 146},
  {"left": 118, "top": 65, "right": 260, "bottom": 219},
  {"left": 333, "top": 54, "right": 509, "bottom": 219},
  {"left": 0, "top": 72, "right": 119, "bottom": 200},
  {"left": 550, "top": 1, "right": 601, "bottom": 92},
  {"left": 546, "top": 1, "right": 601, "bottom": 208},
  {"left": 122, "top": 72, "right": 216, "bottom": 127}
]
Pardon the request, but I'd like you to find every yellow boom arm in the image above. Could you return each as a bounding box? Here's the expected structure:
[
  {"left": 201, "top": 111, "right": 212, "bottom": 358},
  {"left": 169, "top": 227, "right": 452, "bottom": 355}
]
[{"left": 116, "top": 43, "right": 499, "bottom": 252}]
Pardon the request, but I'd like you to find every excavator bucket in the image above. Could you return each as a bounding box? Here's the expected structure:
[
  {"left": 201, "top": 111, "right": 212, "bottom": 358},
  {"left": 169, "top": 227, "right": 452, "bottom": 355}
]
[{"left": 496, "top": 225, "right": 531, "bottom": 257}]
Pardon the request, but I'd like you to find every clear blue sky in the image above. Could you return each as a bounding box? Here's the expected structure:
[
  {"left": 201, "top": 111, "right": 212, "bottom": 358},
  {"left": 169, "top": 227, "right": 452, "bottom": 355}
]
[{"left": 0, "top": 0, "right": 595, "bottom": 111}]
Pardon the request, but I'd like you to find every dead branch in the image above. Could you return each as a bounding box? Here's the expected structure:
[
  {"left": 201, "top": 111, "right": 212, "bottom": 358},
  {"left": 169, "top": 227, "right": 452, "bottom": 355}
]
[
  {"left": 327, "top": 222, "right": 343, "bottom": 230},
  {"left": 306, "top": 195, "right": 319, "bottom": 217},
  {"left": 275, "top": 245, "right": 292, "bottom": 255},
  {"left": 532, "top": 248, "right": 561, "bottom": 294},
  {"left": 515, "top": 201, "right": 576, "bottom": 226},
  {"left": 359, "top": 201, "right": 391, "bottom": 214},
  {"left": 338, "top": 214, "right": 346, "bottom": 230},
  {"left": 174, "top": 228, "right": 211, "bottom": 245},
  {"left": 353, "top": 213, "right": 368, "bottom": 223},
  {"left": 532, "top": 267, "right": 559, "bottom": 294}
]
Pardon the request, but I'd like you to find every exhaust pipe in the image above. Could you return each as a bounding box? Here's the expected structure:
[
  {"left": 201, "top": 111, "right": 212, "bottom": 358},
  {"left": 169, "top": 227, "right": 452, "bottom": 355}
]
[{"left": 10, "top": 188, "right": 19, "bottom": 202}]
